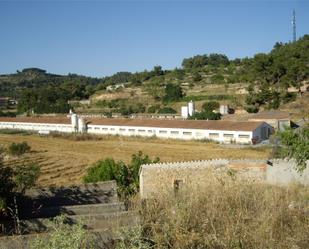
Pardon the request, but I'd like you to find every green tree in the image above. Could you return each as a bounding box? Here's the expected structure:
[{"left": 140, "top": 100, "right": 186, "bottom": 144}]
[
  {"left": 163, "top": 83, "right": 183, "bottom": 102},
  {"left": 84, "top": 152, "right": 159, "bottom": 197},
  {"left": 188, "top": 111, "right": 221, "bottom": 120},
  {"left": 278, "top": 126, "right": 309, "bottom": 172},
  {"left": 202, "top": 101, "right": 220, "bottom": 112},
  {"left": 0, "top": 148, "right": 14, "bottom": 211},
  {"left": 192, "top": 72, "right": 202, "bottom": 82},
  {"left": 153, "top": 66, "right": 164, "bottom": 76},
  {"left": 14, "top": 164, "right": 40, "bottom": 194}
]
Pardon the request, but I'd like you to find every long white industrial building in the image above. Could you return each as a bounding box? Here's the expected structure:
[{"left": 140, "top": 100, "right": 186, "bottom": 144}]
[{"left": 0, "top": 116, "right": 273, "bottom": 144}]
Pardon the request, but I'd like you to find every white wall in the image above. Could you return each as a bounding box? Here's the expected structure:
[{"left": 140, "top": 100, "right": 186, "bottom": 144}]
[
  {"left": 0, "top": 122, "right": 73, "bottom": 133},
  {"left": 0, "top": 121, "right": 269, "bottom": 144},
  {"left": 266, "top": 160, "right": 309, "bottom": 186},
  {"left": 87, "top": 124, "right": 254, "bottom": 144}
]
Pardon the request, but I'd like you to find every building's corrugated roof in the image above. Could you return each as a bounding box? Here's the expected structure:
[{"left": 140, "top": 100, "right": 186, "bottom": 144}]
[
  {"left": 0, "top": 116, "right": 265, "bottom": 132},
  {"left": 88, "top": 118, "right": 264, "bottom": 131}
]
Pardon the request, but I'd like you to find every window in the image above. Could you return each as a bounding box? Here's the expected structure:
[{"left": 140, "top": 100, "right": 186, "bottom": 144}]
[
  {"left": 183, "top": 132, "right": 192, "bottom": 136},
  {"left": 209, "top": 133, "right": 219, "bottom": 138},
  {"left": 238, "top": 134, "right": 250, "bottom": 139},
  {"left": 94, "top": 127, "right": 100, "bottom": 130},
  {"left": 110, "top": 128, "right": 115, "bottom": 131},
  {"left": 171, "top": 131, "right": 179, "bottom": 135},
  {"left": 128, "top": 129, "right": 135, "bottom": 132},
  {"left": 102, "top": 127, "right": 108, "bottom": 131},
  {"left": 138, "top": 129, "right": 146, "bottom": 133},
  {"left": 223, "top": 134, "right": 234, "bottom": 138},
  {"left": 148, "top": 130, "right": 153, "bottom": 133},
  {"left": 159, "top": 130, "right": 168, "bottom": 134},
  {"left": 119, "top": 128, "right": 126, "bottom": 132}
]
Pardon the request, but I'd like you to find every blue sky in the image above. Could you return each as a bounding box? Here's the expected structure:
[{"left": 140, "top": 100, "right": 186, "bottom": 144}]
[{"left": 0, "top": 0, "right": 308, "bottom": 77}]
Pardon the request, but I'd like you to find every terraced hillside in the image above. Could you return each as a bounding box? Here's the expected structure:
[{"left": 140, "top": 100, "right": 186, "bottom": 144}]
[{"left": 0, "top": 133, "right": 270, "bottom": 187}]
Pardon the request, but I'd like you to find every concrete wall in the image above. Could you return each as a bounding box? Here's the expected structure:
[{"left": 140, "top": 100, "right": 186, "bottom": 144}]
[
  {"left": 88, "top": 124, "right": 254, "bottom": 144},
  {"left": 0, "top": 121, "right": 73, "bottom": 133},
  {"left": 0, "top": 120, "right": 272, "bottom": 144},
  {"left": 266, "top": 160, "right": 309, "bottom": 186}
]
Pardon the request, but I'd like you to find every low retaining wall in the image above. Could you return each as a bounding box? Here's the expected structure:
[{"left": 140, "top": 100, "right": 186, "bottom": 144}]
[{"left": 19, "top": 181, "right": 118, "bottom": 209}]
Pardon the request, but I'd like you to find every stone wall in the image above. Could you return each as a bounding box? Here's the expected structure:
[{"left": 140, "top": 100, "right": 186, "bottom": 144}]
[
  {"left": 140, "top": 159, "right": 268, "bottom": 199},
  {"left": 140, "top": 159, "right": 309, "bottom": 198}
]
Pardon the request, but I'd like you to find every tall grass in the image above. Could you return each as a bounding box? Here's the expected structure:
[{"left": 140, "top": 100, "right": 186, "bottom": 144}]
[
  {"left": 0, "top": 129, "right": 33, "bottom": 135},
  {"left": 120, "top": 174, "right": 309, "bottom": 249}
]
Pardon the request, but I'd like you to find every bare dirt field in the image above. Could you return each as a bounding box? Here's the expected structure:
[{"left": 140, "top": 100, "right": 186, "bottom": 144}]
[{"left": 0, "top": 134, "right": 270, "bottom": 187}]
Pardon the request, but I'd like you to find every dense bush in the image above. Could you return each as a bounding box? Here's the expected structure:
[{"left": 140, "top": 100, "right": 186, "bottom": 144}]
[
  {"left": 163, "top": 83, "right": 183, "bottom": 102},
  {"left": 9, "top": 142, "right": 31, "bottom": 156},
  {"left": 147, "top": 105, "right": 161, "bottom": 114},
  {"left": 118, "top": 103, "right": 146, "bottom": 116},
  {"left": 245, "top": 105, "right": 259, "bottom": 113},
  {"left": 14, "top": 164, "right": 40, "bottom": 193},
  {"left": 192, "top": 72, "right": 202, "bottom": 82},
  {"left": 188, "top": 111, "right": 221, "bottom": 120},
  {"left": 0, "top": 148, "right": 40, "bottom": 215},
  {"left": 0, "top": 149, "right": 14, "bottom": 212},
  {"left": 0, "top": 111, "right": 16, "bottom": 117},
  {"left": 278, "top": 125, "right": 309, "bottom": 172},
  {"left": 84, "top": 151, "right": 159, "bottom": 197},
  {"left": 157, "top": 107, "right": 177, "bottom": 114},
  {"left": 202, "top": 101, "right": 220, "bottom": 111}
]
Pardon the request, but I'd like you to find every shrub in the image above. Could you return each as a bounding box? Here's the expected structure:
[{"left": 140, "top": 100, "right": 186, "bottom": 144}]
[
  {"left": 192, "top": 72, "right": 202, "bottom": 82},
  {"left": 202, "top": 101, "right": 220, "bottom": 111},
  {"left": 147, "top": 105, "right": 160, "bottom": 114},
  {"left": 30, "top": 215, "right": 95, "bottom": 249},
  {"left": 0, "top": 149, "right": 15, "bottom": 212},
  {"left": 8, "top": 141, "right": 31, "bottom": 156},
  {"left": 14, "top": 164, "right": 40, "bottom": 193},
  {"left": 278, "top": 126, "right": 309, "bottom": 172},
  {"left": 84, "top": 151, "right": 159, "bottom": 197},
  {"left": 163, "top": 83, "right": 183, "bottom": 102},
  {"left": 158, "top": 107, "right": 177, "bottom": 114},
  {"left": 188, "top": 111, "right": 221, "bottom": 120},
  {"left": 245, "top": 105, "right": 259, "bottom": 113}
]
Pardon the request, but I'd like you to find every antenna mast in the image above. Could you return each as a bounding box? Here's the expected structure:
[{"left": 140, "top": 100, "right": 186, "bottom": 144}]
[{"left": 292, "top": 9, "right": 296, "bottom": 42}]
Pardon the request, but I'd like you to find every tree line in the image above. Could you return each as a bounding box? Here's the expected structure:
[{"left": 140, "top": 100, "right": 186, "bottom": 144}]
[{"left": 1, "top": 35, "right": 309, "bottom": 114}]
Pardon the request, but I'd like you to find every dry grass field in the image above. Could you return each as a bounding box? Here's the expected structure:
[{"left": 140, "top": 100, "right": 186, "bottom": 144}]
[
  {"left": 0, "top": 133, "right": 270, "bottom": 187},
  {"left": 124, "top": 173, "right": 309, "bottom": 249}
]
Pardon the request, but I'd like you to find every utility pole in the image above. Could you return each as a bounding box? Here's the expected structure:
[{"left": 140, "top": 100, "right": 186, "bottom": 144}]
[{"left": 292, "top": 9, "right": 296, "bottom": 42}]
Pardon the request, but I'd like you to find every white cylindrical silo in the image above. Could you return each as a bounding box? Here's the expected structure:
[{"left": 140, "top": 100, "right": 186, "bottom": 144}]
[
  {"left": 188, "top": 100, "right": 195, "bottom": 116},
  {"left": 78, "top": 117, "right": 87, "bottom": 133},
  {"left": 181, "top": 106, "right": 189, "bottom": 119},
  {"left": 219, "top": 105, "right": 229, "bottom": 115},
  {"left": 71, "top": 114, "right": 78, "bottom": 132}
]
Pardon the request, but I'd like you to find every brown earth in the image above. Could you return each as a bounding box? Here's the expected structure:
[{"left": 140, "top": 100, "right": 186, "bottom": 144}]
[{"left": 0, "top": 134, "right": 270, "bottom": 187}]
